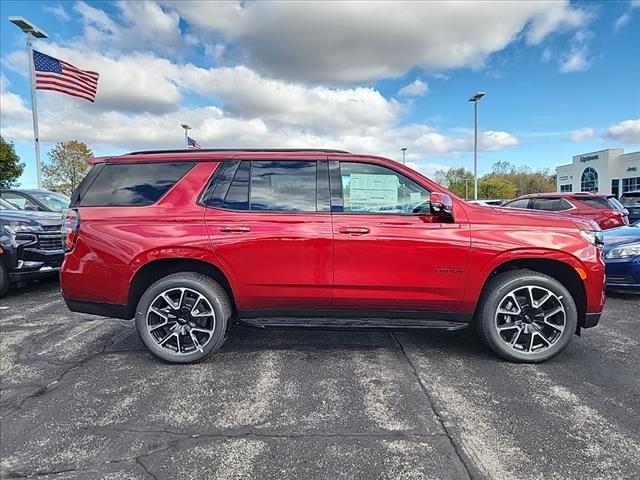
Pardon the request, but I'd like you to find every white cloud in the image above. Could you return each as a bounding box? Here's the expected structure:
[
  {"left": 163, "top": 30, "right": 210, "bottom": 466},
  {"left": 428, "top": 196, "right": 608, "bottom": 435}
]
[
  {"left": 480, "top": 131, "right": 519, "bottom": 151},
  {"left": 569, "top": 127, "right": 594, "bottom": 142},
  {"left": 605, "top": 119, "right": 640, "bottom": 145},
  {"left": 614, "top": 0, "right": 640, "bottom": 31},
  {"left": 398, "top": 79, "right": 428, "bottom": 97},
  {"left": 44, "top": 4, "right": 71, "bottom": 22},
  {"left": 164, "top": 0, "right": 591, "bottom": 83},
  {"left": 541, "top": 46, "right": 553, "bottom": 63},
  {"left": 559, "top": 30, "right": 593, "bottom": 73},
  {"left": 74, "top": 1, "right": 185, "bottom": 55}
]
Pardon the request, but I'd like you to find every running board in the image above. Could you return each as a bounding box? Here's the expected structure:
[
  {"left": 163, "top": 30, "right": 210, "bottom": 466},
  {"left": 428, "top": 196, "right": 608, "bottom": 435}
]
[{"left": 238, "top": 317, "right": 469, "bottom": 331}]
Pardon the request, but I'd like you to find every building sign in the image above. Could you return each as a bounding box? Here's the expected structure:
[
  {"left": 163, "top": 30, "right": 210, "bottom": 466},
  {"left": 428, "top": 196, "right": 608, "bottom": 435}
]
[
  {"left": 627, "top": 166, "right": 638, "bottom": 172},
  {"left": 580, "top": 154, "right": 599, "bottom": 163},
  {"left": 559, "top": 175, "right": 569, "bottom": 181}
]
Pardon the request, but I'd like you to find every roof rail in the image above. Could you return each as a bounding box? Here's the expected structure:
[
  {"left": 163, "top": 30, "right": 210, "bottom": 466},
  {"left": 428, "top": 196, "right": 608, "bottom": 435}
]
[{"left": 126, "top": 148, "right": 351, "bottom": 155}]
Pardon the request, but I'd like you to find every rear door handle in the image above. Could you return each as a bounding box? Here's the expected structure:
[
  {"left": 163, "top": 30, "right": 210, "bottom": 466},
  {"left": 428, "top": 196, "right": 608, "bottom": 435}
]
[
  {"left": 219, "top": 226, "right": 251, "bottom": 233},
  {"left": 338, "top": 227, "right": 370, "bottom": 235}
]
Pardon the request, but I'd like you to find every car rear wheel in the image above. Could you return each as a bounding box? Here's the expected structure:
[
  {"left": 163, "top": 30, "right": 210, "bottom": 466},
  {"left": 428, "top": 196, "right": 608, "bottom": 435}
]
[
  {"left": 476, "top": 270, "right": 578, "bottom": 363},
  {"left": 135, "top": 272, "right": 231, "bottom": 363}
]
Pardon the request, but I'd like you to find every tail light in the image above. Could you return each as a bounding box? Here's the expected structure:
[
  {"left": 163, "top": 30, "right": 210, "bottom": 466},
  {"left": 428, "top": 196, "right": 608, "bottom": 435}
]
[
  {"left": 600, "top": 210, "right": 626, "bottom": 229},
  {"left": 63, "top": 209, "right": 80, "bottom": 252}
]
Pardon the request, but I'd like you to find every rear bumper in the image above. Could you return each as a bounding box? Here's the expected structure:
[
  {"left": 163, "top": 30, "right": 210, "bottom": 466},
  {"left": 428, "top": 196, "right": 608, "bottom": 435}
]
[{"left": 64, "top": 297, "right": 130, "bottom": 319}]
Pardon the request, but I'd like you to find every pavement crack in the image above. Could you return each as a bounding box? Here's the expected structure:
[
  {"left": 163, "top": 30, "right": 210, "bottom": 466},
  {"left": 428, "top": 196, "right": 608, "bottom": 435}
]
[
  {"left": 391, "top": 332, "right": 477, "bottom": 480},
  {"left": 1, "top": 344, "right": 109, "bottom": 420}
]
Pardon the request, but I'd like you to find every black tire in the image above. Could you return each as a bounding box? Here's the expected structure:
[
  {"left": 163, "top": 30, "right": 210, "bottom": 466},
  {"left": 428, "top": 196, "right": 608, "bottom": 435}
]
[
  {"left": 135, "top": 272, "right": 232, "bottom": 363},
  {"left": 475, "top": 270, "right": 578, "bottom": 363},
  {"left": 0, "top": 261, "right": 9, "bottom": 298}
]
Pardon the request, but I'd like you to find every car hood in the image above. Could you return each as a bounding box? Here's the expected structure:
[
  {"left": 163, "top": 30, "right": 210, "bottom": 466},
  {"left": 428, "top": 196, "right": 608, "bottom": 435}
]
[
  {"left": 602, "top": 225, "right": 640, "bottom": 251},
  {"left": 486, "top": 205, "right": 599, "bottom": 230},
  {"left": 0, "top": 209, "right": 63, "bottom": 226}
]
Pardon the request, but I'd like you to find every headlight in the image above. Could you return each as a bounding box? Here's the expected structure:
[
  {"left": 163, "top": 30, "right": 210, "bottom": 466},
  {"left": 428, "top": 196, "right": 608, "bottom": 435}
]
[
  {"left": 605, "top": 243, "right": 640, "bottom": 259},
  {"left": 580, "top": 230, "right": 604, "bottom": 247},
  {"left": 3, "top": 223, "right": 43, "bottom": 235}
]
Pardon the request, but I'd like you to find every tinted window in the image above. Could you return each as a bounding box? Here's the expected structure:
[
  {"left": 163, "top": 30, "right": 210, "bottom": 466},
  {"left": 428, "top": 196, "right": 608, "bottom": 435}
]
[
  {"left": 531, "top": 198, "right": 572, "bottom": 211},
  {"left": 223, "top": 161, "right": 250, "bottom": 210},
  {"left": 339, "top": 162, "right": 430, "bottom": 214},
  {"left": 80, "top": 162, "right": 195, "bottom": 206},
  {"left": 250, "top": 161, "right": 317, "bottom": 212},
  {"left": 621, "top": 192, "right": 640, "bottom": 206},
  {"left": 1, "top": 192, "right": 39, "bottom": 210},
  {"left": 504, "top": 199, "right": 529, "bottom": 209},
  {"left": 578, "top": 197, "right": 610, "bottom": 209}
]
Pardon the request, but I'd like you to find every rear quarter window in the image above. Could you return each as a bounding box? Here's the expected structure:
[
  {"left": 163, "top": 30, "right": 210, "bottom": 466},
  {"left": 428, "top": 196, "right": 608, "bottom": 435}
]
[
  {"left": 78, "top": 162, "right": 195, "bottom": 206},
  {"left": 577, "top": 197, "right": 610, "bottom": 209}
]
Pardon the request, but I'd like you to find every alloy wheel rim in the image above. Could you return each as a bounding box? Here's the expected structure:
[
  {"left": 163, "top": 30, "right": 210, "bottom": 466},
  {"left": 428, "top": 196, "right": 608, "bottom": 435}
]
[
  {"left": 146, "top": 287, "right": 216, "bottom": 355},
  {"left": 494, "top": 285, "right": 566, "bottom": 354}
]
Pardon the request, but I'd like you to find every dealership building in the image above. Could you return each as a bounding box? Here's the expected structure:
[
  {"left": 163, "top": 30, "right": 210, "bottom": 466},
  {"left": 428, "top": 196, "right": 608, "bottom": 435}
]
[{"left": 556, "top": 148, "right": 640, "bottom": 197}]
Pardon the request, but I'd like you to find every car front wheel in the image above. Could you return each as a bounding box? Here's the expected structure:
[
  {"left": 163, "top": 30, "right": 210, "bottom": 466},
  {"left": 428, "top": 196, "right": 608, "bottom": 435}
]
[
  {"left": 135, "top": 272, "right": 231, "bottom": 363},
  {"left": 476, "top": 270, "right": 578, "bottom": 363}
]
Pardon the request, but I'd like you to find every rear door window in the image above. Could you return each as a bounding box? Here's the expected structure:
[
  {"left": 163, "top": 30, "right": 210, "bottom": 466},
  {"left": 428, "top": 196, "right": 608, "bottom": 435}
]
[
  {"left": 531, "top": 198, "right": 572, "bottom": 211},
  {"left": 79, "top": 162, "right": 195, "bottom": 206},
  {"left": 504, "top": 199, "right": 530, "bottom": 209}
]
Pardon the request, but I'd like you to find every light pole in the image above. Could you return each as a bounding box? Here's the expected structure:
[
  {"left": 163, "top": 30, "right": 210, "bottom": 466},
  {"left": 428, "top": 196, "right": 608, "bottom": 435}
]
[
  {"left": 401, "top": 147, "right": 407, "bottom": 165},
  {"left": 468, "top": 91, "right": 486, "bottom": 200},
  {"left": 180, "top": 123, "right": 191, "bottom": 148},
  {"left": 9, "top": 17, "right": 48, "bottom": 189}
]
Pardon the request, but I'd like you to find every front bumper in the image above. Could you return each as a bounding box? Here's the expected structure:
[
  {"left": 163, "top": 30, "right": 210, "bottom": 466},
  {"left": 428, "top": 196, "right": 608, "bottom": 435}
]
[
  {"left": 6, "top": 247, "right": 64, "bottom": 283},
  {"left": 605, "top": 257, "right": 640, "bottom": 293}
]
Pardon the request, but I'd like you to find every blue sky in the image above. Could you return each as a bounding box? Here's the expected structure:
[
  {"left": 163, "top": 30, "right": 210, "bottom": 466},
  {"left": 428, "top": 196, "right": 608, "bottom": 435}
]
[{"left": 1, "top": 1, "right": 639, "bottom": 188}]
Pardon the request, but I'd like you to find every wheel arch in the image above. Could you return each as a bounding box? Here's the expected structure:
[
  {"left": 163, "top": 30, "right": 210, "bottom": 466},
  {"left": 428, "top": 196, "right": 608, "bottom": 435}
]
[
  {"left": 475, "top": 256, "right": 587, "bottom": 329},
  {"left": 127, "top": 256, "right": 236, "bottom": 319}
]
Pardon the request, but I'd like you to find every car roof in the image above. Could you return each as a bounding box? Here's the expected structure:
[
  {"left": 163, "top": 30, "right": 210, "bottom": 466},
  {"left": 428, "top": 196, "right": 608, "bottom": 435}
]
[
  {"left": 514, "top": 192, "right": 613, "bottom": 199},
  {"left": 88, "top": 148, "right": 360, "bottom": 165}
]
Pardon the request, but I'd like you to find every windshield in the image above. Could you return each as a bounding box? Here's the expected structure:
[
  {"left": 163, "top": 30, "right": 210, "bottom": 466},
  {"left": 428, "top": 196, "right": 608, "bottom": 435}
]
[
  {"left": 607, "top": 196, "right": 626, "bottom": 211},
  {"left": 621, "top": 192, "right": 640, "bottom": 207},
  {"left": 29, "top": 191, "right": 70, "bottom": 212}
]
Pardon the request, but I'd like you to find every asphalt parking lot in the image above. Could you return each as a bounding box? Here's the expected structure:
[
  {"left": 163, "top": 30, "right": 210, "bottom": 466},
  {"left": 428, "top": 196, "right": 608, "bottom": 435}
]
[{"left": 1, "top": 279, "right": 638, "bottom": 480}]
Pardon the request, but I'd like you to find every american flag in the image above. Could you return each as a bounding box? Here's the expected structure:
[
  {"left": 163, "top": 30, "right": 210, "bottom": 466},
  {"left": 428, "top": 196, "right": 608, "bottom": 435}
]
[
  {"left": 187, "top": 136, "right": 202, "bottom": 149},
  {"left": 33, "top": 50, "right": 99, "bottom": 103}
]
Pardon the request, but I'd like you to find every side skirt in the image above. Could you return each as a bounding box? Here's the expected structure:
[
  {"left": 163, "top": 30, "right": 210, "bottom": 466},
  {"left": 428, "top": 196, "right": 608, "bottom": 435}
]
[{"left": 237, "top": 309, "right": 472, "bottom": 331}]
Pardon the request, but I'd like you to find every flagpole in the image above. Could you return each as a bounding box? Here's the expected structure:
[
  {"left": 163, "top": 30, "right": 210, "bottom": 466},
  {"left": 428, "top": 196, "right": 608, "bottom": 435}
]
[
  {"left": 181, "top": 123, "right": 191, "bottom": 149},
  {"left": 27, "top": 32, "right": 43, "bottom": 188}
]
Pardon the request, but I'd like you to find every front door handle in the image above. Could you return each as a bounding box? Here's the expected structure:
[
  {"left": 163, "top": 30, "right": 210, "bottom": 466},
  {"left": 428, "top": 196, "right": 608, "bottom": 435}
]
[
  {"left": 338, "top": 227, "right": 370, "bottom": 235},
  {"left": 219, "top": 226, "right": 251, "bottom": 233}
]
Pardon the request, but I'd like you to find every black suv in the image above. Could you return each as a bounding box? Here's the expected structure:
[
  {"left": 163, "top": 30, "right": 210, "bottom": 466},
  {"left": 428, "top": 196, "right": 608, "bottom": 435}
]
[{"left": 0, "top": 199, "right": 64, "bottom": 296}]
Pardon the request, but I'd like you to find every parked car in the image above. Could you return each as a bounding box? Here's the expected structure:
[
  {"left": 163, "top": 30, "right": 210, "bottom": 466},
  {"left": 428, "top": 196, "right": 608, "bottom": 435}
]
[
  {"left": 620, "top": 190, "right": 640, "bottom": 224},
  {"left": 0, "top": 188, "right": 70, "bottom": 213},
  {"left": 0, "top": 198, "right": 64, "bottom": 297},
  {"left": 60, "top": 148, "right": 605, "bottom": 364},
  {"left": 468, "top": 199, "right": 507, "bottom": 207},
  {"left": 603, "top": 223, "right": 640, "bottom": 293},
  {"left": 502, "top": 192, "right": 629, "bottom": 230}
]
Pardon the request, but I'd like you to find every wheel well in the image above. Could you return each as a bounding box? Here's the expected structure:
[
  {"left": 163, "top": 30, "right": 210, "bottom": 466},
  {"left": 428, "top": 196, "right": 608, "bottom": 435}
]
[
  {"left": 127, "top": 258, "right": 236, "bottom": 319},
  {"left": 482, "top": 259, "right": 587, "bottom": 327}
]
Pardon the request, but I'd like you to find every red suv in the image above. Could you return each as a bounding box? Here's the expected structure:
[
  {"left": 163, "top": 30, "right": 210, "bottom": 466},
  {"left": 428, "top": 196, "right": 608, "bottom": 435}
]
[
  {"left": 60, "top": 149, "right": 606, "bottom": 363},
  {"left": 502, "top": 192, "right": 629, "bottom": 230}
]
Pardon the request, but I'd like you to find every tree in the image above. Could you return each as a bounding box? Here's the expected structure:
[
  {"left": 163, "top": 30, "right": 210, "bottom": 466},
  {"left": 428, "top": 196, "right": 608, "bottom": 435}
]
[
  {"left": 42, "top": 140, "right": 93, "bottom": 195},
  {"left": 0, "top": 136, "right": 25, "bottom": 188},
  {"left": 434, "top": 167, "right": 474, "bottom": 199},
  {"left": 486, "top": 161, "right": 556, "bottom": 196},
  {"left": 478, "top": 177, "right": 517, "bottom": 199}
]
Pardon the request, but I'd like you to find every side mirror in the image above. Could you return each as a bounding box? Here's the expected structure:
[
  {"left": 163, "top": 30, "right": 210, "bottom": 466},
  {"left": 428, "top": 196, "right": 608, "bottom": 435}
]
[{"left": 430, "top": 192, "right": 454, "bottom": 221}]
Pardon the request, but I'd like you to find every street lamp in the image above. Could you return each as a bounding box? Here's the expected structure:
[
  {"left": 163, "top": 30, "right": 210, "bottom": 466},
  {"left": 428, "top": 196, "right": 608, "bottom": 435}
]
[
  {"left": 180, "top": 123, "right": 191, "bottom": 148},
  {"left": 9, "top": 17, "right": 48, "bottom": 189},
  {"left": 401, "top": 147, "right": 407, "bottom": 165},
  {"left": 468, "top": 91, "right": 486, "bottom": 200}
]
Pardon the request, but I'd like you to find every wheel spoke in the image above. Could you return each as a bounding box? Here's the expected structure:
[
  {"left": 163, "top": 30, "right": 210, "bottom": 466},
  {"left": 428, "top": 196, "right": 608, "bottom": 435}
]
[
  {"left": 162, "top": 292, "right": 179, "bottom": 310},
  {"left": 544, "top": 306, "right": 564, "bottom": 320},
  {"left": 159, "top": 332, "right": 176, "bottom": 346},
  {"left": 177, "top": 288, "right": 186, "bottom": 309},
  {"left": 191, "top": 327, "right": 213, "bottom": 335},
  {"left": 543, "top": 319, "right": 564, "bottom": 332},
  {"left": 189, "top": 330, "right": 203, "bottom": 352},
  {"left": 505, "top": 293, "right": 522, "bottom": 314},
  {"left": 498, "top": 321, "right": 519, "bottom": 331},
  {"left": 150, "top": 307, "right": 169, "bottom": 318},
  {"left": 510, "top": 327, "right": 523, "bottom": 346},
  {"left": 533, "top": 292, "right": 552, "bottom": 308},
  {"left": 149, "top": 319, "right": 173, "bottom": 332}
]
